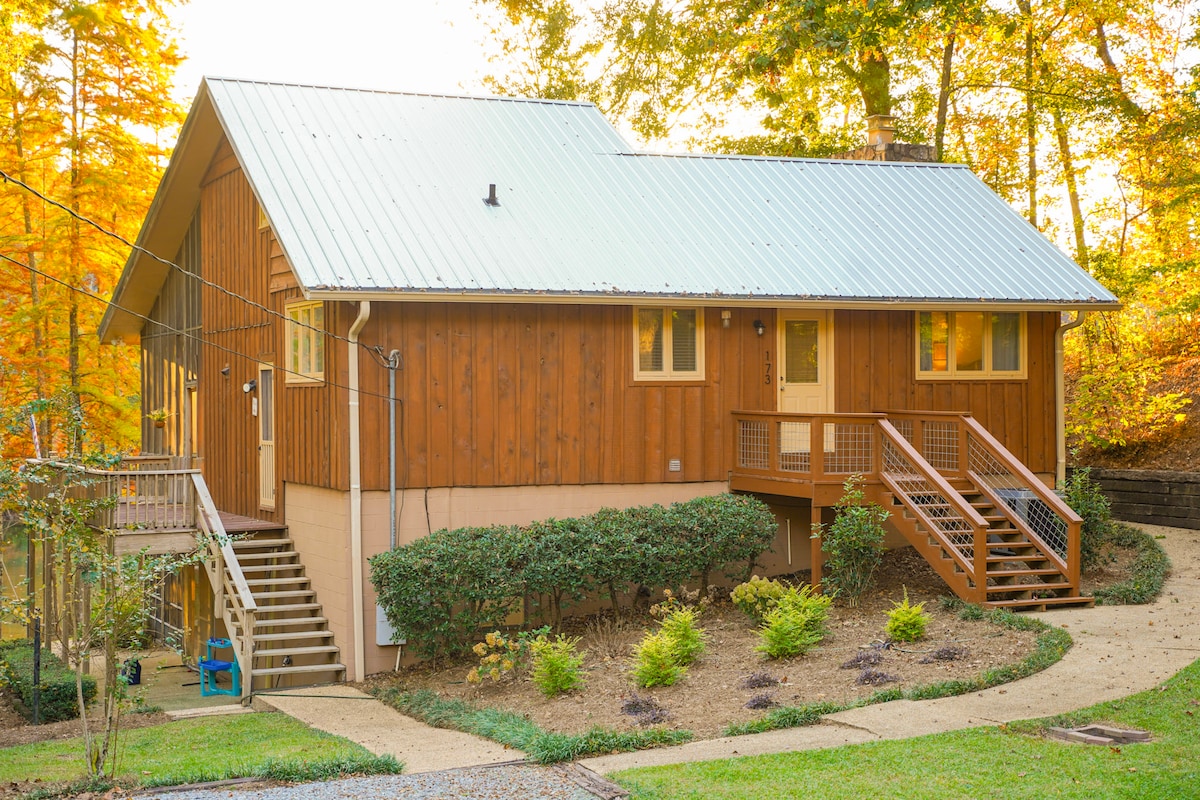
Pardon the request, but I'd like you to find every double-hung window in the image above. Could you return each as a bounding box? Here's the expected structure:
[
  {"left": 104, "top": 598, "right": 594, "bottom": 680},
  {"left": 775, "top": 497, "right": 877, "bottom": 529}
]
[
  {"left": 917, "top": 311, "right": 1024, "bottom": 378},
  {"left": 286, "top": 300, "right": 325, "bottom": 383},
  {"left": 635, "top": 307, "right": 704, "bottom": 380}
]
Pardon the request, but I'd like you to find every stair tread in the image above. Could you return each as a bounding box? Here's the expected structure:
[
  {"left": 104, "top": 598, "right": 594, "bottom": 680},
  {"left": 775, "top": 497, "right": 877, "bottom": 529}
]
[
  {"left": 987, "top": 568, "right": 1063, "bottom": 577},
  {"left": 252, "top": 631, "right": 334, "bottom": 642},
  {"left": 238, "top": 564, "right": 304, "bottom": 573},
  {"left": 253, "top": 645, "right": 340, "bottom": 658},
  {"left": 987, "top": 596, "right": 1094, "bottom": 609},
  {"left": 245, "top": 578, "right": 311, "bottom": 586},
  {"left": 249, "top": 602, "right": 323, "bottom": 613},
  {"left": 986, "top": 582, "right": 1074, "bottom": 594},
  {"left": 252, "top": 590, "right": 316, "bottom": 599},
  {"left": 232, "top": 540, "right": 293, "bottom": 551},
  {"left": 251, "top": 616, "right": 329, "bottom": 628},
  {"left": 231, "top": 552, "right": 299, "bottom": 561},
  {"left": 253, "top": 663, "right": 347, "bottom": 677}
]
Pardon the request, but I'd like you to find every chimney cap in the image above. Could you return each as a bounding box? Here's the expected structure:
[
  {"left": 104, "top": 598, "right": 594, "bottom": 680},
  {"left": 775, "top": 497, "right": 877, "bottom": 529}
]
[{"left": 866, "top": 114, "right": 897, "bottom": 146}]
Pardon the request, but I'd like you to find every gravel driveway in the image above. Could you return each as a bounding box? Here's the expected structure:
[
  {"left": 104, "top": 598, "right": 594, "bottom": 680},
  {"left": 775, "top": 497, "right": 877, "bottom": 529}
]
[{"left": 142, "top": 764, "right": 616, "bottom": 800}]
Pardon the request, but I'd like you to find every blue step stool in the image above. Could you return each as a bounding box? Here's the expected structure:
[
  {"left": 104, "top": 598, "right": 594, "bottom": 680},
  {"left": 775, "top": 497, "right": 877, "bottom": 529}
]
[{"left": 199, "top": 637, "right": 241, "bottom": 697}]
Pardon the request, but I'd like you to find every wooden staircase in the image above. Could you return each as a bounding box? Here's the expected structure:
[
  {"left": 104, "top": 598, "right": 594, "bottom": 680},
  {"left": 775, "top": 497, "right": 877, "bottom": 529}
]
[
  {"left": 224, "top": 528, "right": 347, "bottom": 690},
  {"left": 874, "top": 416, "right": 1093, "bottom": 612}
]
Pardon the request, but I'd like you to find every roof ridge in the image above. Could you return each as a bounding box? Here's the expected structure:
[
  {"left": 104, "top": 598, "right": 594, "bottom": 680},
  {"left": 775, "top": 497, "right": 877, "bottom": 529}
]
[
  {"left": 623, "top": 151, "right": 967, "bottom": 169},
  {"left": 201, "top": 76, "right": 600, "bottom": 109}
]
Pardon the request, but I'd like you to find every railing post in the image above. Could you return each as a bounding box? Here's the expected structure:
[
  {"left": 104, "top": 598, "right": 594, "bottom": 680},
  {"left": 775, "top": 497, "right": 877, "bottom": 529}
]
[
  {"left": 768, "top": 419, "right": 780, "bottom": 473},
  {"left": 957, "top": 416, "right": 970, "bottom": 479},
  {"left": 810, "top": 419, "right": 824, "bottom": 480}
]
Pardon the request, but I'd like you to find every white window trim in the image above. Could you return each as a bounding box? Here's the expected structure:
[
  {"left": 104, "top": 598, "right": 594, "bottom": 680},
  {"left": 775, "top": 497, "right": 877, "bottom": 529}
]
[
  {"left": 916, "top": 310, "right": 1027, "bottom": 380},
  {"left": 633, "top": 306, "right": 705, "bottom": 381},
  {"left": 285, "top": 300, "right": 325, "bottom": 384}
]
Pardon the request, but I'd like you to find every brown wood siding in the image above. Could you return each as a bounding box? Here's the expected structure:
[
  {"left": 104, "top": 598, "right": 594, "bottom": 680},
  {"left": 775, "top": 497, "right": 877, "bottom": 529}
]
[
  {"left": 352, "top": 304, "right": 775, "bottom": 491},
  {"left": 141, "top": 215, "right": 201, "bottom": 456},
  {"left": 198, "top": 146, "right": 282, "bottom": 521},
  {"left": 833, "top": 309, "right": 1058, "bottom": 473}
]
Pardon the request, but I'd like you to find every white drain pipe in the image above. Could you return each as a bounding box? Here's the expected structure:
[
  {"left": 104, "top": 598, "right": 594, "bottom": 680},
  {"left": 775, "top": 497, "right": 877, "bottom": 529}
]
[
  {"left": 1055, "top": 311, "right": 1086, "bottom": 487},
  {"left": 348, "top": 301, "right": 371, "bottom": 682}
]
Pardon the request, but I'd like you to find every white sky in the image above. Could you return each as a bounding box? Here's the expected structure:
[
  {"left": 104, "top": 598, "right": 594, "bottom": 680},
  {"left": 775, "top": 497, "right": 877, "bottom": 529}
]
[{"left": 171, "top": 0, "right": 493, "bottom": 104}]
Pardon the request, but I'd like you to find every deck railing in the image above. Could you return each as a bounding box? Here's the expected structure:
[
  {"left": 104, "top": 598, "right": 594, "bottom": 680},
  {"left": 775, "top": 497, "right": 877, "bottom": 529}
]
[{"left": 733, "top": 411, "right": 885, "bottom": 484}]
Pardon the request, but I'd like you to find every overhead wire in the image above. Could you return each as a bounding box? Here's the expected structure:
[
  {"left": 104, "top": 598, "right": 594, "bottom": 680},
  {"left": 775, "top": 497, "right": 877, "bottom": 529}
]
[
  {"left": 0, "top": 251, "right": 403, "bottom": 405},
  {"left": 0, "top": 167, "right": 391, "bottom": 367}
]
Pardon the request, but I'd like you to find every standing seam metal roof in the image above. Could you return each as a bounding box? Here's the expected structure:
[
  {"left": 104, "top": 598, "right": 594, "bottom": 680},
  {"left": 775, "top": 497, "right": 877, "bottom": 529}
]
[{"left": 204, "top": 78, "right": 1118, "bottom": 306}]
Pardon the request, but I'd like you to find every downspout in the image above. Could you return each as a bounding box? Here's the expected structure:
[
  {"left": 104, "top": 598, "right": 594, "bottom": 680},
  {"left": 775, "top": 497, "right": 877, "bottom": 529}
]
[
  {"left": 1055, "top": 310, "right": 1086, "bottom": 487},
  {"left": 348, "top": 301, "right": 371, "bottom": 682},
  {"left": 387, "top": 350, "right": 401, "bottom": 549}
]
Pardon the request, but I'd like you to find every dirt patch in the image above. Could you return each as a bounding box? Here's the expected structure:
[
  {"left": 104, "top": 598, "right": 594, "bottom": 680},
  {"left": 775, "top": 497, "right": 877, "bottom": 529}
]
[
  {"left": 367, "top": 548, "right": 1044, "bottom": 740},
  {"left": 0, "top": 696, "right": 170, "bottom": 749}
]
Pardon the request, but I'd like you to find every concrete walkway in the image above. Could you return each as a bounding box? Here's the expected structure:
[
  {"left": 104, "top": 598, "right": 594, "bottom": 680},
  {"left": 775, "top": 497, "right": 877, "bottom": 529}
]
[{"left": 255, "top": 523, "right": 1199, "bottom": 779}]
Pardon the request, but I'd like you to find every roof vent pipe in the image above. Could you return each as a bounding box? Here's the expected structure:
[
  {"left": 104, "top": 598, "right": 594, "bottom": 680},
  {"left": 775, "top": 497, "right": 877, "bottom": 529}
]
[
  {"left": 483, "top": 184, "right": 500, "bottom": 207},
  {"left": 866, "top": 115, "right": 897, "bottom": 146}
]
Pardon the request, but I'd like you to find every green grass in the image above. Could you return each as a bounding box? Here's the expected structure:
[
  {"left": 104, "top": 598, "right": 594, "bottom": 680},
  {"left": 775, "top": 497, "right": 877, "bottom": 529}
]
[
  {"left": 1092, "top": 522, "right": 1171, "bottom": 605},
  {"left": 0, "top": 712, "right": 401, "bottom": 792},
  {"left": 373, "top": 686, "right": 693, "bottom": 763},
  {"left": 613, "top": 658, "right": 1200, "bottom": 799},
  {"left": 722, "top": 609, "right": 1072, "bottom": 735}
]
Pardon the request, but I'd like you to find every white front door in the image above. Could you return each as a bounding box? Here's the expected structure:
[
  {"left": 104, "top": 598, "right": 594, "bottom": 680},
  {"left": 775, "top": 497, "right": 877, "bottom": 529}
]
[
  {"left": 778, "top": 310, "right": 833, "bottom": 413},
  {"left": 258, "top": 363, "right": 276, "bottom": 510}
]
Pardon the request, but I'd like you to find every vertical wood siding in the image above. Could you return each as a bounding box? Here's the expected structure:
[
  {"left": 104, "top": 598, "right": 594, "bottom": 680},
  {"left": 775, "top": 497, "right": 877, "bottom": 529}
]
[
  {"left": 140, "top": 216, "right": 201, "bottom": 456},
  {"left": 833, "top": 309, "right": 1058, "bottom": 473}
]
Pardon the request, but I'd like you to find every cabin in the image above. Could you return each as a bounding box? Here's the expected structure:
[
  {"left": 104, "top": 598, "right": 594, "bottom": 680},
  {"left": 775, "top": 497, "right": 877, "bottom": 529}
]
[{"left": 95, "top": 78, "right": 1119, "bottom": 693}]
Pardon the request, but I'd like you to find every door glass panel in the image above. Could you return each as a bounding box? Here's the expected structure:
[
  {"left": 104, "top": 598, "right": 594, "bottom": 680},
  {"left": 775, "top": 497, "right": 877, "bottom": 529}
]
[
  {"left": 784, "top": 319, "right": 819, "bottom": 383},
  {"left": 954, "top": 311, "right": 985, "bottom": 371},
  {"left": 259, "top": 369, "right": 274, "bottom": 442},
  {"left": 991, "top": 312, "right": 1020, "bottom": 371}
]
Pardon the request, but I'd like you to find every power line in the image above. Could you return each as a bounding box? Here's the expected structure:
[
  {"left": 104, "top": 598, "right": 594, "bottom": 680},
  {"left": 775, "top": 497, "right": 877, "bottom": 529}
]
[
  {"left": 0, "top": 167, "right": 390, "bottom": 366},
  {"left": 0, "top": 251, "right": 402, "bottom": 405}
]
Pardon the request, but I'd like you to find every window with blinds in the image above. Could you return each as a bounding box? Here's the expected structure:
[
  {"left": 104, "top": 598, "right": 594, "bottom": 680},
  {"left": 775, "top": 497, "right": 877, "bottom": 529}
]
[{"left": 635, "top": 307, "right": 704, "bottom": 380}]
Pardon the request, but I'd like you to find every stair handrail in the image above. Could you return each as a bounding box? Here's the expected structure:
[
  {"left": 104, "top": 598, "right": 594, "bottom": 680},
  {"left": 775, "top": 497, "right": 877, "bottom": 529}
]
[
  {"left": 190, "top": 473, "right": 257, "bottom": 695},
  {"left": 958, "top": 415, "right": 1083, "bottom": 588},
  {"left": 876, "top": 419, "right": 990, "bottom": 589}
]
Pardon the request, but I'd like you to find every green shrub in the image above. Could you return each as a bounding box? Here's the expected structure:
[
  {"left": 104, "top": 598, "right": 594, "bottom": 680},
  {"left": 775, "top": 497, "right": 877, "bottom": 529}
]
[
  {"left": 815, "top": 476, "right": 888, "bottom": 606},
  {"left": 0, "top": 642, "right": 95, "bottom": 722},
  {"left": 531, "top": 635, "right": 586, "bottom": 697},
  {"left": 632, "top": 631, "right": 685, "bottom": 688},
  {"left": 658, "top": 607, "right": 706, "bottom": 666},
  {"left": 370, "top": 494, "right": 778, "bottom": 657},
  {"left": 1062, "top": 467, "right": 1112, "bottom": 570},
  {"left": 885, "top": 589, "right": 930, "bottom": 643},
  {"left": 730, "top": 576, "right": 787, "bottom": 621},
  {"left": 755, "top": 584, "right": 831, "bottom": 659}
]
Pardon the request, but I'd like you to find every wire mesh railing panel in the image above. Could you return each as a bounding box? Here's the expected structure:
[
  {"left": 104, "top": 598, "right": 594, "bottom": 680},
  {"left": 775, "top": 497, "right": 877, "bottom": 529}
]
[
  {"left": 777, "top": 421, "right": 811, "bottom": 473},
  {"left": 738, "top": 419, "right": 769, "bottom": 470},
  {"left": 966, "top": 436, "right": 1068, "bottom": 556},
  {"left": 891, "top": 418, "right": 914, "bottom": 443},
  {"left": 881, "top": 437, "right": 975, "bottom": 560},
  {"left": 825, "top": 423, "right": 875, "bottom": 473},
  {"left": 922, "top": 420, "right": 960, "bottom": 471}
]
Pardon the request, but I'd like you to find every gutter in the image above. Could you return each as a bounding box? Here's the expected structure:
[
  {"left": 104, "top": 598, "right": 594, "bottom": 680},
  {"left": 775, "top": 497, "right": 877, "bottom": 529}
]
[
  {"left": 1055, "top": 311, "right": 1087, "bottom": 487},
  {"left": 348, "top": 301, "right": 371, "bottom": 682}
]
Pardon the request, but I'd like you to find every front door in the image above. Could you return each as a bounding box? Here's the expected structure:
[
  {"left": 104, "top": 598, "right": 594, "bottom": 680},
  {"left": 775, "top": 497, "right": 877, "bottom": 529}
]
[
  {"left": 257, "top": 363, "right": 275, "bottom": 510},
  {"left": 778, "top": 310, "right": 833, "bottom": 413}
]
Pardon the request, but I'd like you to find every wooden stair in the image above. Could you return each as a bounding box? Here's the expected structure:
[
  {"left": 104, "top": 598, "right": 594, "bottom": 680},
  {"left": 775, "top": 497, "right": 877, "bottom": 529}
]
[
  {"left": 874, "top": 475, "right": 1093, "bottom": 613},
  {"left": 224, "top": 532, "right": 346, "bottom": 690}
]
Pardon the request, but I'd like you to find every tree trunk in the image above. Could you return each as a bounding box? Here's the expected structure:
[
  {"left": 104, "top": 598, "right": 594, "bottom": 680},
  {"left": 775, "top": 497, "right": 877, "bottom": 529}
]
[
  {"left": 1019, "top": 0, "right": 1038, "bottom": 226},
  {"left": 856, "top": 51, "right": 891, "bottom": 117},
  {"left": 935, "top": 32, "right": 956, "bottom": 162},
  {"left": 1053, "top": 107, "right": 1088, "bottom": 268}
]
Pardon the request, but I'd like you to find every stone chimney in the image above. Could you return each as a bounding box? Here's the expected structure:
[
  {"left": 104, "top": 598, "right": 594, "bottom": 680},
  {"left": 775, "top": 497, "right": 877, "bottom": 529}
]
[{"left": 829, "top": 115, "right": 936, "bottom": 163}]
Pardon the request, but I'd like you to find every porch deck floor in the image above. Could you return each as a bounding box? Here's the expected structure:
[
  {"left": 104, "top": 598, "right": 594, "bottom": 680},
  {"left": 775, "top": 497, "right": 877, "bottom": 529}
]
[{"left": 106, "top": 506, "right": 280, "bottom": 534}]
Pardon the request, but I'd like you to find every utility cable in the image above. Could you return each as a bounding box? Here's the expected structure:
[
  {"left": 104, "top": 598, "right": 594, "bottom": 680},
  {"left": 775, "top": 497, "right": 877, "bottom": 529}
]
[
  {"left": 1, "top": 251, "right": 402, "bottom": 405},
  {"left": 0, "top": 168, "right": 390, "bottom": 366}
]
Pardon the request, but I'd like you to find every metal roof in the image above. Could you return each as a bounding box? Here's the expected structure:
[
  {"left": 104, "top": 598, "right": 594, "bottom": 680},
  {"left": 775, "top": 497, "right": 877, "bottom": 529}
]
[{"left": 205, "top": 78, "right": 1118, "bottom": 306}]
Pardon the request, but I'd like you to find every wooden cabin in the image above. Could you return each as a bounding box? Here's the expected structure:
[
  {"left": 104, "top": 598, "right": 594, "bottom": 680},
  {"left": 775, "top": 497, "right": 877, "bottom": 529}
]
[{"left": 98, "top": 79, "right": 1119, "bottom": 691}]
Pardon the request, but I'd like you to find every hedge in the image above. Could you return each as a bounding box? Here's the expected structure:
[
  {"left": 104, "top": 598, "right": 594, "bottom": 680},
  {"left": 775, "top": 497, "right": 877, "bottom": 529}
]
[
  {"left": 0, "top": 639, "right": 95, "bottom": 722},
  {"left": 369, "top": 493, "right": 777, "bottom": 658}
]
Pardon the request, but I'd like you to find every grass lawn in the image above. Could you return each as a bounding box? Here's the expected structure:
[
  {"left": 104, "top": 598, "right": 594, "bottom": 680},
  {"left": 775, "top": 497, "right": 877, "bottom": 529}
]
[
  {"left": 0, "top": 712, "right": 400, "bottom": 789},
  {"left": 612, "top": 658, "right": 1200, "bottom": 800}
]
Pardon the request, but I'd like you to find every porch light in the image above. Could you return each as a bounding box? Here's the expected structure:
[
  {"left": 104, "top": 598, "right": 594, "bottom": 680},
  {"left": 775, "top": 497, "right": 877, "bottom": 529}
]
[
  {"left": 753, "top": 319, "right": 766, "bottom": 336},
  {"left": 242, "top": 379, "right": 257, "bottom": 393}
]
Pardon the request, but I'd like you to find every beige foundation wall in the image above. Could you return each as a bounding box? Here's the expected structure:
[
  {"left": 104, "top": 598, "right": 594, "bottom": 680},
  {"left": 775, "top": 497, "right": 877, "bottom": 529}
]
[
  {"left": 282, "top": 484, "right": 355, "bottom": 673},
  {"left": 359, "top": 481, "right": 729, "bottom": 675}
]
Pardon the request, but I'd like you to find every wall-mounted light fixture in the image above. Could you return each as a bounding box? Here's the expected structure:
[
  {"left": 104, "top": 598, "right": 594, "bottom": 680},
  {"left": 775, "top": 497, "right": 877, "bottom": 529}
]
[
  {"left": 753, "top": 319, "right": 766, "bottom": 336},
  {"left": 220, "top": 364, "right": 231, "bottom": 376},
  {"left": 242, "top": 378, "right": 257, "bottom": 393},
  {"left": 721, "top": 310, "right": 732, "bottom": 328}
]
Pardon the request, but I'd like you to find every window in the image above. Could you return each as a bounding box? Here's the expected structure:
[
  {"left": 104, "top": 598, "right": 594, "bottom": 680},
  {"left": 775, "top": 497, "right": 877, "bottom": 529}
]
[
  {"left": 286, "top": 301, "right": 325, "bottom": 383},
  {"left": 918, "top": 311, "right": 1024, "bottom": 378},
  {"left": 634, "top": 307, "right": 704, "bottom": 380}
]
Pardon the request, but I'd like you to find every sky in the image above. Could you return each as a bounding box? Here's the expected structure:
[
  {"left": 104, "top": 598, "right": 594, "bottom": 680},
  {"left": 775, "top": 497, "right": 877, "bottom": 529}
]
[{"left": 171, "top": 0, "right": 494, "bottom": 105}]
